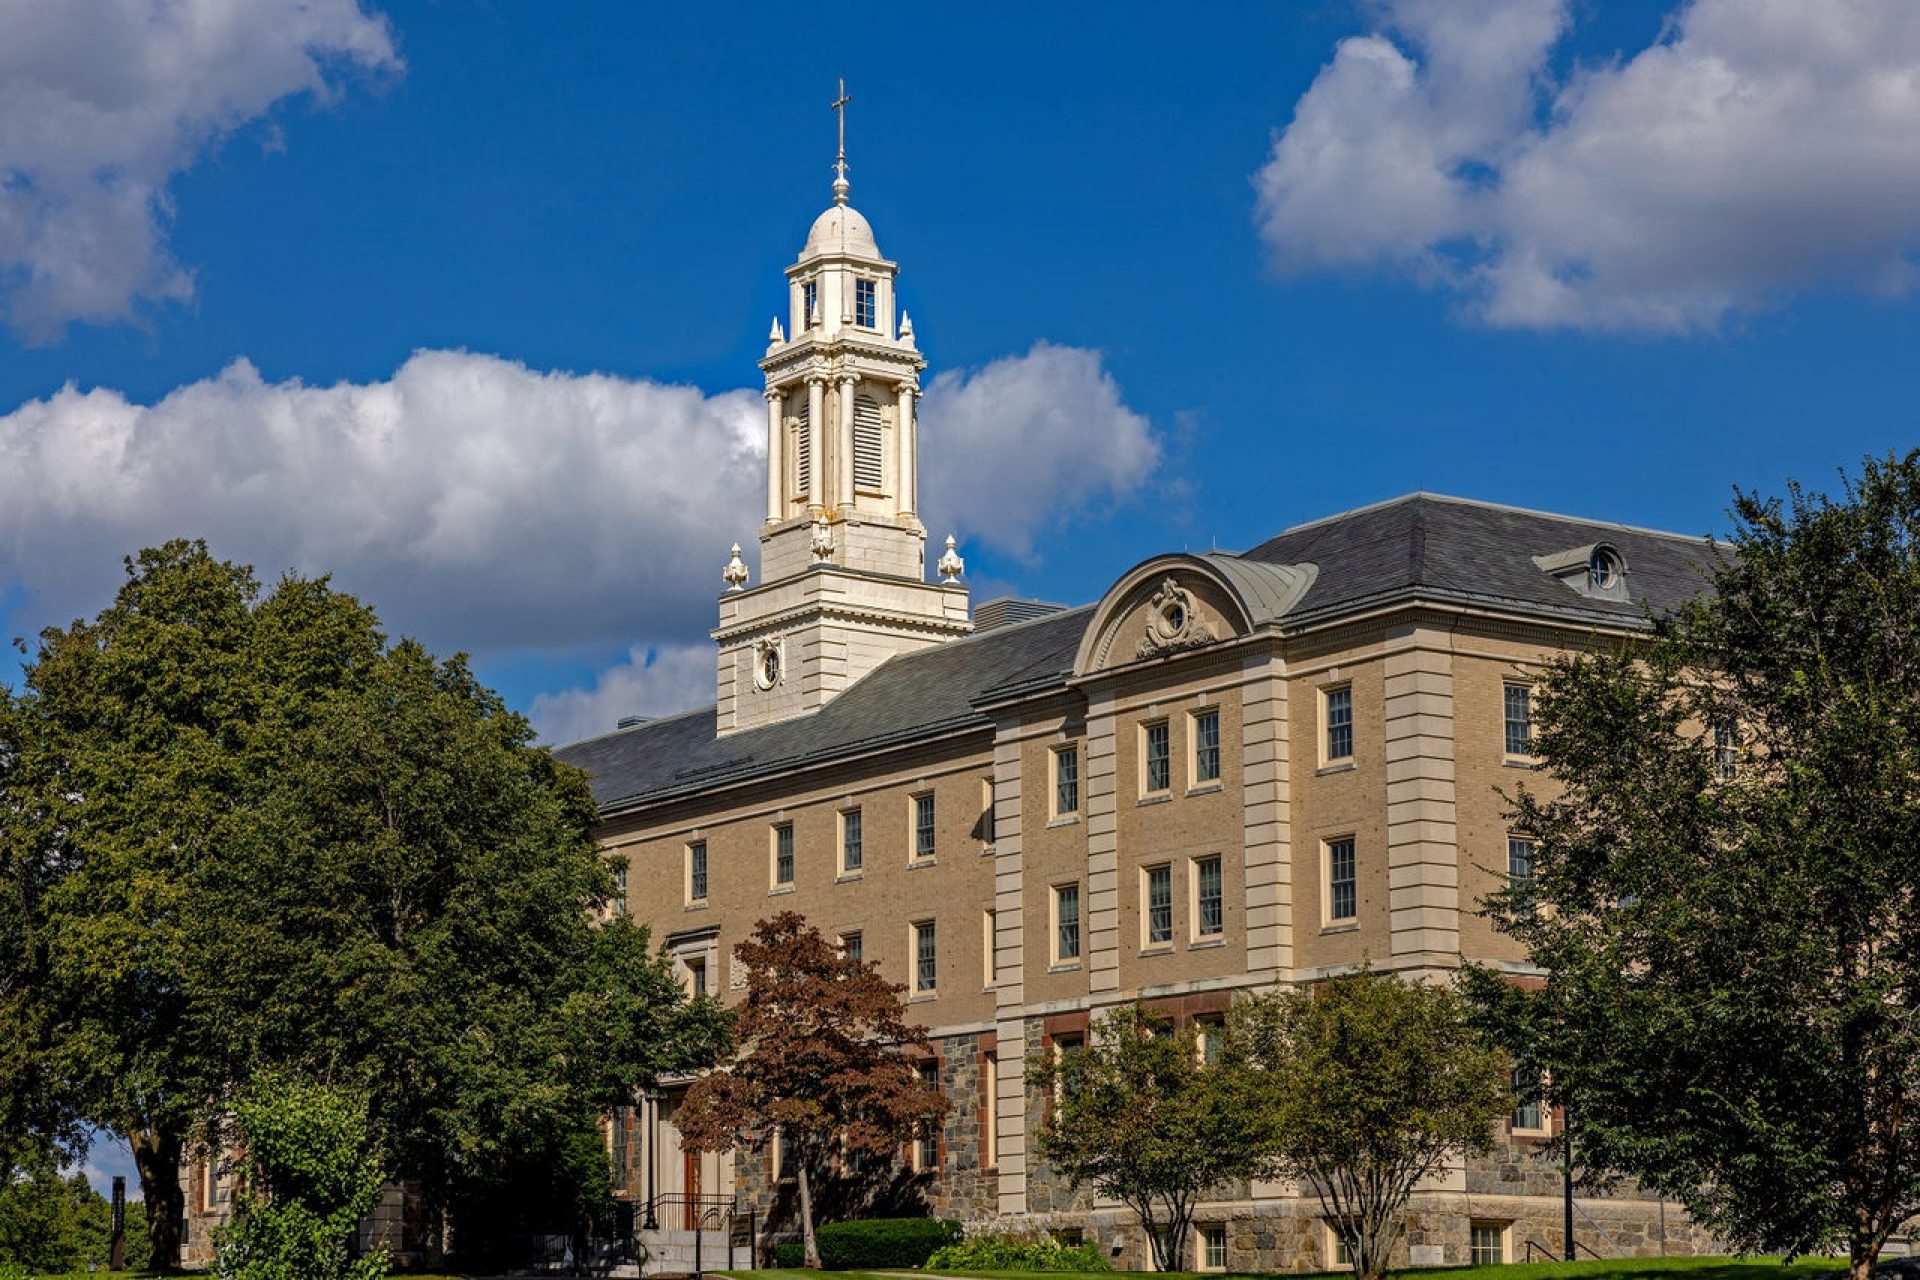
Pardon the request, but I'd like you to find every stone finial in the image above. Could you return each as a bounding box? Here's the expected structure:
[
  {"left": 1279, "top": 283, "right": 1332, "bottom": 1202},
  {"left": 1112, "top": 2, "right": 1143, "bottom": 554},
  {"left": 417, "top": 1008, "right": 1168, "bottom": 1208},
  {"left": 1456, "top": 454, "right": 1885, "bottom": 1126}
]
[
  {"left": 899, "top": 310, "right": 915, "bottom": 348},
  {"left": 723, "top": 543, "right": 750, "bottom": 591},
  {"left": 810, "top": 518, "right": 836, "bottom": 564},
  {"left": 937, "top": 534, "right": 965, "bottom": 584},
  {"left": 767, "top": 317, "right": 785, "bottom": 349}
]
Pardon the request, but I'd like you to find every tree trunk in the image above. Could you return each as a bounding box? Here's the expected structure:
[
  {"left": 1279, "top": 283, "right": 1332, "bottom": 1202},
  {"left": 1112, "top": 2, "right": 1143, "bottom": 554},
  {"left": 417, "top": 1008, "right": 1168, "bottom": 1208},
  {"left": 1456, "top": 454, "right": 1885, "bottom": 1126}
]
[
  {"left": 797, "top": 1155, "right": 821, "bottom": 1269},
  {"left": 130, "top": 1124, "right": 185, "bottom": 1270}
]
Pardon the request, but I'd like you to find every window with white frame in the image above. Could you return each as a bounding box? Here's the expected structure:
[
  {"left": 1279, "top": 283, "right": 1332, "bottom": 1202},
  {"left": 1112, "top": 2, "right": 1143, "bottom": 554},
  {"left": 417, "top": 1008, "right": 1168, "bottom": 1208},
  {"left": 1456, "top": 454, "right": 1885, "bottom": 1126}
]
[
  {"left": 1051, "top": 1031, "right": 1085, "bottom": 1102},
  {"left": 802, "top": 280, "right": 818, "bottom": 328},
  {"left": 1195, "top": 1015, "right": 1226, "bottom": 1066},
  {"left": 1504, "top": 683, "right": 1534, "bottom": 756},
  {"left": 772, "top": 822, "right": 795, "bottom": 888},
  {"left": 1053, "top": 744, "right": 1080, "bottom": 817},
  {"left": 911, "top": 1058, "right": 941, "bottom": 1170},
  {"left": 981, "top": 1053, "right": 998, "bottom": 1168},
  {"left": 1192, "top": 707, "right": 1221, "bottom": 785},
  {"left": 983, "top": 909, "right": 997, "bottom": 986},
  {"left": 609, "top": 860, "right": 628, "bottom": 916},
  {"left": 1512, "top": 1067, "right": 1546, "bottom": 1133},
  {"left": 979, "top": 777, "right": 995, "bottom": 847},
  {"left": 1508, "top": 836, "right": 1536, "bottom": 916},
  {"left": 1715, "top": 720, "right": 1740, "bottom": 779},
  {"left": 1326, "top": 837, "right": 1357, "bottom": 924},
  {"left": 1144, "top": 864, "right": 1173, "bottom": 945},
  {"left": 1053, "top": 882, "right": 1081, "bottom": 962},
  {"left": 841, "top": 931, "right": 863, "bottom": 965},
  {"left": 1193, "top": 855, "right": 1223, "bottom": 939},
  {"left": 686, "top": 957, "right": 708, "bottom": 998},
  {"left": 841, "top": 807, "right": 863, "bottom": 874},
  {"left": 1143, "top": 720, "right": 1171, "bottom": 794},
  {"left": 854, "top": 278, "right": 877, "bottom": 328},
  {"left": 1326, "top": 1224, "right": 1352, "bottom": 1267},
  {"left": 1199, "top": 1224, "right": 1227, "bottom": 1271},
  {"left": 1324, "top": 685, "right": 1353, "bottom": 762},
  {"left": 912, "top": 919, "right": 937, "bottom": 994},
  {"left": 913, "top": 792, "right": 936, "bottom": 860},
  {"left": 1470, "top": 1222, "right": 1507, "bottom": 1266},
  {"left": 687, "top": 840, "right": 708, "bottom": 904}
]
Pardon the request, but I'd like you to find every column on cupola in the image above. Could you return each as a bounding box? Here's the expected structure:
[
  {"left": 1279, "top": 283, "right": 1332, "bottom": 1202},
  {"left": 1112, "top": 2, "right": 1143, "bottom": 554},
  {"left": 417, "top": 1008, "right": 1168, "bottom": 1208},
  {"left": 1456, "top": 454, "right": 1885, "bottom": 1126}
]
[
  {"left": 764, "top": 388, "right": 784, "bottom": 522},
  {"left": 896, "top": 382, "right": 917, "bottom": 518},
  {"left": 837, "top": 375, "right": 858, "bottom": 515},
  {"left": 806, "top": 377, "right": 825, "bottom": 512}
]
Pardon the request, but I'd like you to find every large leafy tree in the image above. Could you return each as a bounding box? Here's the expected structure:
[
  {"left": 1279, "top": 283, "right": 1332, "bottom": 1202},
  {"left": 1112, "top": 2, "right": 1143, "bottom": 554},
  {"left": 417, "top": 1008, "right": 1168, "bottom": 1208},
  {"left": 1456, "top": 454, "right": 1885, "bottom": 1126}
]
[
  {"left": 676, "top": 912, "right": 945, "bottom": 1269},
  {"left": 1467, "top": 453, "right": 1920, "bottom": 1280},
  {"left": 1232, "top": 969, "right": 1510, "bottom": 1280},
  {"left": 1029, "top": 1005, "right": 1272, "bottom": 1272},
  {"left": 0, "top": 541, "right": 728, "bottom": 1267}
]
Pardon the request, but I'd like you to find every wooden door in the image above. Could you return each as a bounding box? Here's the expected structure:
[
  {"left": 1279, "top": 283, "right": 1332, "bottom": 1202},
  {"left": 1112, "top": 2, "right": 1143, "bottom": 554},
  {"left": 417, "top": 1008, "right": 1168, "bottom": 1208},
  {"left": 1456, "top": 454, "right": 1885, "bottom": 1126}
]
[{"left": 683, "top": 1151, "right": 701, "bottom": 1229}]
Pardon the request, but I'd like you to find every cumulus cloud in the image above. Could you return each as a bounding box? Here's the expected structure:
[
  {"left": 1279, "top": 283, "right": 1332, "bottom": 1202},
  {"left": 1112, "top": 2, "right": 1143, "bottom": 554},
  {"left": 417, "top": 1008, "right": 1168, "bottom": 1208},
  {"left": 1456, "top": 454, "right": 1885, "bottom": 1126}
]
[
  {"left": 1255, "top": 0, "right": 1920, "bottom": 333},
  {"left": 0, "top": 0, "right": 399, "bottom": 341},
  {"left": 0, "top": 342, "right": 1159, "bottom": 727},
  {"left": 918, "top": 342, "right": 1160, "bottom": 559}
]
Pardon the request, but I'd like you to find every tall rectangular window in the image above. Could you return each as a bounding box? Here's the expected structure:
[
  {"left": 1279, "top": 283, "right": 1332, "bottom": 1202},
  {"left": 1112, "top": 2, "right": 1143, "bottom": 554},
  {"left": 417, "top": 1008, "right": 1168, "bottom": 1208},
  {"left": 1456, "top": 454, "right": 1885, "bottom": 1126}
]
[
  {"left": 913, "top": 1059, "right": 940, "bottom": 1169},
  {"left": 1715, "top": 721, "right": 1739, "bottom": 779},
  {"left": 983, "top": 909, "right": 997, "bottom": 986},
  {"left": 913, "top": 920, "right": 937, "bottom": 994},
  {"left": 841, "top": 931, "right": 862, "bottom": 965},
  {"left": 1504, "top": 683, "right": 1534, "bottom": 756},
  {"left": 1054, "top": 882, "right": 1081, "bottom": 962},
  {"left": 1201, "top": 1225, "right": 1228, "bottom": 1271},
  {"left": 854, "top": 277, "right": 877, "bottom": 328},
  {"left": 1145, "top": 864, "right": 1173, "bottom": 945},
  {"left": 982, "top": 1053, "right": 998, "bottom": 1168},
  {"left": 914, "top": 793, "right": 937, "bottom": 860},
  {"left": 1144, "top": 720, "right": 1171, "bottom": 794},
  {"left": 980, "top": 777, "right": 995, "bottom": 846},
  {"left": 841, "top": 808, "right": 863, "bottom": 873},
  {"left": 1512, "top": 1067, "right": 1545, "bottom": 1132},
  {"left": 1192, "top": 708, "right": 1221, "bottom": 784},
  {"left": 1195, "top": 855, "right": 1223, "bottom": 938},
  {"left": 1470, "top": 1223, "right": 1506, "bottom": 1266},
  {"left": 1054, "top": 744, "right": 1080, "bottom": 816},
  {"left": 687, "top": 841, "right": 708, "bottom": 904},
  {"left": 1196, "top": 1016, "right": 1226, "bottom": 1066},
  {"left": 801, "top": 280, "right": 818, "bottom": 327},
  {"left": 1325, "top": 686, "right": 1353, "bottom": 761},
  {"left": 687, "top": 957, "right": 707, "bottom": 998},
  {"left": 610, "top": 860, "right": 628, "bottom": 917},
  {"left": 773, "top": 822, "right": 794, "bottom": 887},
  {"left": 1507, "top": 837, "right": 1535, "bottom": 916},
  {"left": 1327, "top": 837, "right": 1357, "bottom": 923}
]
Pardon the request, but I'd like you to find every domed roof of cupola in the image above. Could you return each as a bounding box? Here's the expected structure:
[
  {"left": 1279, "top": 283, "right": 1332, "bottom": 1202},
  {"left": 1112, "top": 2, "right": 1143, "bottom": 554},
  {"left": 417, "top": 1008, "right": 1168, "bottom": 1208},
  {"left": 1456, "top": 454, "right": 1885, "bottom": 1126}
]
[{"left": 802, "top": 201, "right": 882, "bottom": 261}]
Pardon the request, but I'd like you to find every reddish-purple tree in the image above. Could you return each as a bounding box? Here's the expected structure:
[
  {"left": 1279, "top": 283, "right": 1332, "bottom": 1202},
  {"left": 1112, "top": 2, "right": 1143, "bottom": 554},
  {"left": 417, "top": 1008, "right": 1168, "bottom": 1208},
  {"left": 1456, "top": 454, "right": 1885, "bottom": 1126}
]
[{"left": 676, "top": 912, "right": 946, "bottom": 1268}]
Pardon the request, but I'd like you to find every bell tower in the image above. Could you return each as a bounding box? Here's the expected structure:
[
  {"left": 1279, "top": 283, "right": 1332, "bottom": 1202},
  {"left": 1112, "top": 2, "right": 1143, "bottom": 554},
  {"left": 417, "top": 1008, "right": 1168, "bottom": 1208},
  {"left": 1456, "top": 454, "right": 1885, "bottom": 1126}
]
[{"left": 714, "top": 83, "right": 971, "bottom": 735}]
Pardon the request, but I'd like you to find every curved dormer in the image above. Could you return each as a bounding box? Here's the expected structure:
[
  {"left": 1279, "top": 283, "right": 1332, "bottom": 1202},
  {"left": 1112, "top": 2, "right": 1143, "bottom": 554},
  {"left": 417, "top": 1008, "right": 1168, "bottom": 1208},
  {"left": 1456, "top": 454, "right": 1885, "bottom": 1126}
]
[{"left": 1073, "top": 553, "right": 1318, "bottom": 677}]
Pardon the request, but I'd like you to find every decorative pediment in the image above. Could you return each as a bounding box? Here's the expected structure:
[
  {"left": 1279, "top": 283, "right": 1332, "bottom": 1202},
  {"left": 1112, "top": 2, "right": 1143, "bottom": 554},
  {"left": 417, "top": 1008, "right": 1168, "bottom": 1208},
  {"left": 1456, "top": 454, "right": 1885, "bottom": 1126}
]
[
  {"left": 1135, "top": 577, "right": 1220, "bottom": 658},
  {"left": 1072, "top": 553, "right": 1318, "bottom": 677}
]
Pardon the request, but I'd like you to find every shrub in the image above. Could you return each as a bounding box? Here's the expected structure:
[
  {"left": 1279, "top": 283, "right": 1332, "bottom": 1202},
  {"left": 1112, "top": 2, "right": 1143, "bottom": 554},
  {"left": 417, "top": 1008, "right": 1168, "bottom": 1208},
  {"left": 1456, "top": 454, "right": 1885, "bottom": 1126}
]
[
  {"left": 790, "top": 1217, "right": 961, "bottom": 1269},
  {"left": 928, "top": 1228, "right": 1113, "bottom": 1272},
  {"left": 773, "top": 1242, "right": 804, "bottom": 1267}
]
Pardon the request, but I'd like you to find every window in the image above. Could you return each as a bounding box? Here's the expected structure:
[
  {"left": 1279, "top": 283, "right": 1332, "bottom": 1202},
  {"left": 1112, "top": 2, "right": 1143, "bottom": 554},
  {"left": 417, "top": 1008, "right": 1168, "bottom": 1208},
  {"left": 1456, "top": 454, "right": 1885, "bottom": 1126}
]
[
  {"left": 914, "top": 793, "right": 936, "bottom": 860},
  {"left": 1327, "top": 1225, "right": 1352, "bottom": 1267},
  {"left": 980, "top": 777, "right": 995, "bottom": 847},
  {"left": 1508, "top": 837, "right": 1535, "bottom": 916},
  {"left": 983, "top": 909, "right": 998, "bottom": 986},
  {"left": 775, "top": 1126, "right": 794, "bottom": 1180},
  {"left": 687, "top": 841, "right": 708, "bottom": 904},
  {"left": 1145, "top": 864, "right": 1173, "bottom": 945},
  {"left": 912, "top": 920, "right": 937, "bottom": 994},
  {"left": 205, "top": 1158, "right": 232, "bottom": 1210},
  {"left": 1325, "top": 686, "right": 1353, "bottom": 761},
  {"left": 982, "top": 1053, "right": 998, "bottom": 1168},
  {"left": 1326, "top": 837, "right": 1357, "bottom": 924},
  {"left": 841, "top": 931, "right": 863, "bottom": 965},
  {"left": 1715, "top": 721, "right": 1740, "bottom": 780},
  {"left": 802, "top": 280, "right": 818, "bottom": 328},
  {"left": 1192, "top": 708, "right": 1221, "bottom": 784},
  {"left": 1200, "top": 1225, "right": 1228, "bottom": 1272},
  {"left": 1471, "top": 1222, "right": 1506, "bottom": 1266},
  {"left": 854, "top": 277, "right": 877, "bottom": 328},
  {"left": 853, "top": 393, "right": 884, "bottom": 489},
  {"left": 1194, "top": 855, "right": 1223, "bottom": 938},
  {"left": 1053, "top": 744, "right": 1080, "bottom": 816},
  {"left": 1504, "top": 683, "right": 1534, "bottom": 756},
  {"left": 772, "top": 822, "right": 794, "bottom": 888},
  {"left": 841, "top": 808, "right": 863, "bottom": 873},
  {"left": 1052, "top": 1031, "right": 1085, "bottom": 1101},
  {"left": 1054, "top": 882, "right": 1081, "bottom": 962},
  {"left": 912, "top": 1059, "right": 940, "bottom": 1169},
  {"left": 687, "top": 957, "right": 707, "bottom": 998},
  {"left": 1512, "top": 1068, "right": 1546, "bottom": 1133},
  {"left": 1143, "top": 720, "right": 1171, "bottom": 794},
  {"left": 1196, "top": 1016, "right": 1226, "bottom": 1066},
  {"left": 609, "top": 860, "right": 628, "bottom": 916}
]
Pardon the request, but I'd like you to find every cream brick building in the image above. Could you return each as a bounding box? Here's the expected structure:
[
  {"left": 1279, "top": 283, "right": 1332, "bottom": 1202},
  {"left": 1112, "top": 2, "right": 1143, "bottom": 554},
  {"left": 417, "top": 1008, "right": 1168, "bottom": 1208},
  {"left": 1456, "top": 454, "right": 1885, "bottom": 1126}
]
[{"left": 553, "top": 155, "right": 1718, "bottom": 1271}]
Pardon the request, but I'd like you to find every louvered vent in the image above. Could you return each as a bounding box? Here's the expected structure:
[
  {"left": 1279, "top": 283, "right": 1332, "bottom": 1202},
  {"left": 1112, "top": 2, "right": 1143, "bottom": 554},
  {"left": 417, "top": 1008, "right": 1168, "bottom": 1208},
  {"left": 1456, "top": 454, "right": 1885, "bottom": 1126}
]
[
  {"left": 794, "top": 398, "right": 810, "bottom": 496},
  {"left": 853, "top": 394, "right": 884, "bottom": 491}
]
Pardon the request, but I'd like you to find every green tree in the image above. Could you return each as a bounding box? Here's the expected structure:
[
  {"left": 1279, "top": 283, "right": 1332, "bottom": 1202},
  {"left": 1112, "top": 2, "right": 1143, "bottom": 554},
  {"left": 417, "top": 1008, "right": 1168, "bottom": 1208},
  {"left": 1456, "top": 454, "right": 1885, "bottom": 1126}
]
[
  {"left": 1467, "top": 453, "right": 1920, "bottom": 1280},
  {"left": 1028, "top": 1005, "right": 1273, "bottom": 1272},
  {"left": 0, "top": 1140, "right": 148, "bottom": 1273},
  {"left": 1232, "top": 968, "right": 1510, "bottom": 1280},
  {"left": 214, "top": 1074, "right": 387, "bottom": 1280},
  {"left": 676, "top": 912, "right": 945, "bottom": 1269},
  {"left": 0, "top": 541, "right": 729, "bottom": 1266}
]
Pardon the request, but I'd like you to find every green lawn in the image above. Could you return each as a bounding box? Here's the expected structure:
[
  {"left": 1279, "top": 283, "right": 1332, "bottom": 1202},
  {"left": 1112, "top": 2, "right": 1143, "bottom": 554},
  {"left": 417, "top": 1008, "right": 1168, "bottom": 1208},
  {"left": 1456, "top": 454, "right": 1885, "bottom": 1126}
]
[{"left": 730, "top": 1256, "right": 1845, "bottom": 1280}]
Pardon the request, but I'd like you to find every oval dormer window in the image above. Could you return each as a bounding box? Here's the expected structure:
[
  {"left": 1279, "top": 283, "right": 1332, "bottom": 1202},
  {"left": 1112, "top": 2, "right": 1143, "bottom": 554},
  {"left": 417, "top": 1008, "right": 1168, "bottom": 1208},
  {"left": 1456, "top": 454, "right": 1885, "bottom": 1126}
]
[{"left": 1588, "top": 545, "right": 1622, "bottom": 590}]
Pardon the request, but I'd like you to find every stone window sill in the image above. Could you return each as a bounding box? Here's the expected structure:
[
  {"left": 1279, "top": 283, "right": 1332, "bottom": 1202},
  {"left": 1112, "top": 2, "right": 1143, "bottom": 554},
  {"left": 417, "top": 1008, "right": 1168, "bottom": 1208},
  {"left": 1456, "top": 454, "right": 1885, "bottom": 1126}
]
[
  {"left": 909, "top": 991, "right": 937, "bottom": 1003},
  {"left": 980, "top": 845, "right": 996, "bottom": 856},
  {"left": 1048, "top": 814, "right": 1082, "bottom": 828},
  {"left": 836, "top": 871, "right": 863, "bottom": 884},
  {"left": 1317, "top": 761, "right": 1356, "bottom": 776},
  {"left": 684, "top": 900, "right": 709, "bottom": 912},
  {"left": 1503, "top": 757, "right": 1542, "bottom": 770},
  {"left": 1048, "top": 961, "right": 1082, "bottom": 974},
  {"left": 1136, "top": 793, "right": 1172, "bottom": 807},
  {"left": 1189, "top": 936, "right": 1226, "bottom": 950},
  {"left": 1186, "top": 782, "right": 1224, "bottom": 797},
  {"left": 768, "top": 885, "right": 795, "bottom": 897},
  {"left": 1139, "top": 944, "right": 1174, "bottom": 957},
  {"left": 1321, "top": 921, "right": 1359, "bottom": 935},
  {"left": 907, "top": 857, "right": 938, "bottom": 870}
]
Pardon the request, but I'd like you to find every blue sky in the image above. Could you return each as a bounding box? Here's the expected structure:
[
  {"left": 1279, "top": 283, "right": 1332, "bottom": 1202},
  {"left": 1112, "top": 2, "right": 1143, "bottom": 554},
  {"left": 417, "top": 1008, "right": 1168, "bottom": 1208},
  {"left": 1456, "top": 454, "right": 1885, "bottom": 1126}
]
[
  {"left": 4, "top": 1, "right": 1920, "bottom": 740},
  {"left": 10, "top": 0, "right": 1920, "bottom": 1199}
]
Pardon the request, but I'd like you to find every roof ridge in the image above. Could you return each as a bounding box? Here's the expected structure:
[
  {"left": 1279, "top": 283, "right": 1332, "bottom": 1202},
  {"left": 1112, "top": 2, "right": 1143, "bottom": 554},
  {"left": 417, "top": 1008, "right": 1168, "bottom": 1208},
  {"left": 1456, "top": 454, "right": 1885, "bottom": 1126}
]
[
  {"left": 1267, "top": 491, "right": 1713, "bottom": 545},
  {"left": 548, "top": 700, "right": 714, "bottom": 750}
]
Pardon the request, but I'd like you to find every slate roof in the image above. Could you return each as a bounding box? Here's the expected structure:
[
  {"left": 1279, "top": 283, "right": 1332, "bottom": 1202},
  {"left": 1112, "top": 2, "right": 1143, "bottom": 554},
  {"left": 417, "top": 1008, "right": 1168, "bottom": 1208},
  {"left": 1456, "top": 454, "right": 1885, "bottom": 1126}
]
[{"left": 553, "top": 494, "right": 1720, "bottom": 813}]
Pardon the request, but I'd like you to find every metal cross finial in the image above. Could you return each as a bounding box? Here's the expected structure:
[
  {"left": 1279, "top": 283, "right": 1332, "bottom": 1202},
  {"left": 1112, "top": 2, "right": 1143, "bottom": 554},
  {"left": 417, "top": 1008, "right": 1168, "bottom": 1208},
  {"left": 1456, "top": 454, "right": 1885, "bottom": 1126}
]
[{"left": 830, "top": 77, "right": 852, "bottom": 204}]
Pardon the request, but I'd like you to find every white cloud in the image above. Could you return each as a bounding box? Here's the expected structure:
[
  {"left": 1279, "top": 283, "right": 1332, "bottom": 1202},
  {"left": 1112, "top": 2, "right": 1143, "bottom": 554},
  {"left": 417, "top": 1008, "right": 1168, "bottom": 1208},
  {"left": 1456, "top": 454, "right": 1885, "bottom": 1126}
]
[
  {"left": 528, "top": 644, "right": 714, "bottom": 745},
  {"left": 918, "top": 342, "right": 1160, "bottom": 559},
  {"left": 0, "top": 0, "right": 399, "bottom": 341},
  {"left": 1255, "top": 0, "right": 1920, "bottom": 333},
  {"left": 0, "top": 343, "right": 1159, "bottom": 725}
]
